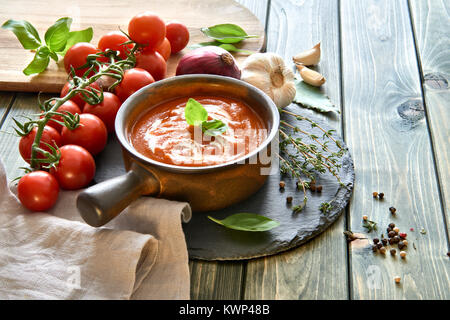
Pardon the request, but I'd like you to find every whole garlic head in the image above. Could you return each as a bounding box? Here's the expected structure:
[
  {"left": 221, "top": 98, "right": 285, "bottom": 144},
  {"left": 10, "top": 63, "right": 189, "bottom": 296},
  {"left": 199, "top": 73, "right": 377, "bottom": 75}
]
[{"left": 241, "top": 53, "right": 296, "bottom": 109}]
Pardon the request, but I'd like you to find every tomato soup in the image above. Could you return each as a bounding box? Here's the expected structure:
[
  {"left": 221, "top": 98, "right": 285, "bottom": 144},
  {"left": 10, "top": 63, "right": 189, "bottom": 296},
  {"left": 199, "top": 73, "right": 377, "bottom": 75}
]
[{"left": 130, "top": 95, "right": 266, "bottom": 166}]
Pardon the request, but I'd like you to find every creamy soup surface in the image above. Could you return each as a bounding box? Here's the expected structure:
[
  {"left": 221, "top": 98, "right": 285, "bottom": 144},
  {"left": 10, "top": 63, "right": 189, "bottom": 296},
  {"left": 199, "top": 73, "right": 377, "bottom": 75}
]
[{"left": 130, "top": 95, "right": 267, "bottom": 166}]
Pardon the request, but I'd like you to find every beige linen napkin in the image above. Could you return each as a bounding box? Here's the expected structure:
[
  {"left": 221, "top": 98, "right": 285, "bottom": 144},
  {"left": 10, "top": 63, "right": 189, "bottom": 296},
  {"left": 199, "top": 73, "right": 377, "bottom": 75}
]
[{"left": 0, "top": 161, "right": 191, "bottom": 300}]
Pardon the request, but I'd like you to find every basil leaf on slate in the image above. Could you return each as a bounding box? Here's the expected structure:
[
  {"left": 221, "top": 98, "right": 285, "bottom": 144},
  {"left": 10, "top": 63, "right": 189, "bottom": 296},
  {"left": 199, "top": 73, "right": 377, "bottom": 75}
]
[
  {"left": 1, "top": 19, "right": 41, "bottom": 50},
  {"left": 59, "top": 27, "right": 93, "bottom": 54},
  {"left": 294, "top": 78, "right": 340, "bottom": 114},
  {"left": 201, "top": 23, "right": 258, "bottom": 44},
  {"left": 208, "top": 213, "right": 280, "bottom": 232},
  {"left": 23, "top": 46, "right": 50, "bottom": 75},
  {"left": 202, "top": 119, "right": 227, "bottom": 136},
  {"left": 185, "top": 98, "right": 208, "bottom": 126},
  {"left": 44, "top": 17, "right": 72, "bottom": 52}
]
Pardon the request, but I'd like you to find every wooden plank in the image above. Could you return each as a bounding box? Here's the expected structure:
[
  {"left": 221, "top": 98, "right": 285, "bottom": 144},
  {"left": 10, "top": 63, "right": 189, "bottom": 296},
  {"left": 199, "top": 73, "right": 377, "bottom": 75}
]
[
  {"left": 409, "top": 0, "right": 450, "bottom": 224},
  {"left": 244, "top": 0, "right": 349, "bottom": 300},
  {"left": 189, "top": 0, "right": 269, "bottom": 300},
  {"left": 0, "top": 0, "right": 265, "bottom": 93},
  {"left": 0, "top": 93, "right": 16, "bottom": 127},
  {"left": 341, "top": 0, "right": 449, "bottom": 299}
]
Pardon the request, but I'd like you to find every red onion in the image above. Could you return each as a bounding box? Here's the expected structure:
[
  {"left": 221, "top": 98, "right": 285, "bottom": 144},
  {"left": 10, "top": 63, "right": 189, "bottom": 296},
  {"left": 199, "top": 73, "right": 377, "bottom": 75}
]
[{"left": 175, "top": 46, "right": 241, "bottom": 79}]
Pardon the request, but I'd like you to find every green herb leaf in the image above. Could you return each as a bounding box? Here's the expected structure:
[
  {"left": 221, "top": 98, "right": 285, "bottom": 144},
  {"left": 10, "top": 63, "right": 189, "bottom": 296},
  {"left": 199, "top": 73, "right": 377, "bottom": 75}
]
[
  {"left": 188, "top": 41, "right": 221, "bottom": 49},
  {"left": 208, "top": 213, "right": 280, "bottom": 232},
  {"left": 201, "top": 23, "right": 258, "bottom": 44},
  {"left": 44, "top": 17, "right": 72, "bottom": 52},
  {"left": 59, "top": 27, "right": 93, "bottom": 54},
  {"left": 294, "top": 78, "right": 340, "bottom": 114},
  {"left": 202, "top": 119, "right": 227, "bottom": 136},
  {"left": 23, "top": 46, "right": 50, "bottom": 75},
  {"left": 185, "top": 98, "right": 208, "bottom": 126},
  {"left": 1, "top": 19, "right": 41, "bottom": 49},
  {"left": 49, "top": 51, "right": 58, "bottom": 62},
  {"left": 218, "top": 43, "right": 254, "bottom": 55}
]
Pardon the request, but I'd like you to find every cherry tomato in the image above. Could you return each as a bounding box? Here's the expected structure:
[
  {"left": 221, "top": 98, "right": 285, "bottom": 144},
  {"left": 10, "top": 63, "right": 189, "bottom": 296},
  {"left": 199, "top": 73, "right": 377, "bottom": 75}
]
[
  {"left": 114, "top": 68, "right": 154, "bottom": 101},
  {"left": 64, "top": 42, "right": 99, "bottom": 77},
  {"left": 155, "top": 37, "right": 171, "bottom": 61},
  {"left": 128, "top": 12, "right": 165, "bottom": 49},
  {"left": 83, "top": 92, "right": 121, "bottom": 133},
  {"left": 19, "top": 126, "right": 61, "bottom": 164},
  {"left": 165, "top": 21, "right": 189, "bottom": 54},
  {"left": 60, "top": 81, "right": 101, "bottom": 110},
  {"left": 135, "top": 50, "right": 166, "bottom": 81},
  {"left": 98, "top": 31, "right": 133, "bottom": 60},
  {"left": 45, "top": 100, "right": 81, "bottom": 133},
  {"left": 18, "top": 171, "right": 59, "bottom": 212},
  {"left": 61, "top": 114, "right": 107, "bottom": 156},
  {"left": 50, "top": 145, "right": 96, "bottom": 190}
]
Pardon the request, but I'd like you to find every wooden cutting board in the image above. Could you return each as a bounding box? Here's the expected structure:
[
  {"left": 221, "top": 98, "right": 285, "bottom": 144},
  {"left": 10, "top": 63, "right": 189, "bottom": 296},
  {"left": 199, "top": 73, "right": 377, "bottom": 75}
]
[{"left": 0, "top": 0, "right": 265, "bottom": 93}]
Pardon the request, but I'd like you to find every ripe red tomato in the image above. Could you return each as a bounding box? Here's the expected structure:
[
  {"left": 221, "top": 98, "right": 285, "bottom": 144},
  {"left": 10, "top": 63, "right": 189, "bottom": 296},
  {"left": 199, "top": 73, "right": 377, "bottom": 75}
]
[
  {"left": 60, "top": 81, "right": 101, "bottom": 110},
  {"left": 64, "top": 42, "right": 99, "bottom": 77},
  {"left": 83, "top": 92, "right": 121, "bottom": 133},
  {"left": 165, "top": 21, "right": 189, "bottom": 54},
  {"left": 19, "top": 126, "right": 61, "bottom": 164},
  {"left": 114, "top": 68, "right": 154, "bottom": 101},
  {"left": 98, "top": 31, "right": 133, "bottom": 60},
  {"left": 128, "top": 12, "right": 165, "bottom": 49},
  {"left": 18, "top": 171, "right": 59, "bottom": 212},
  {"left": 61, "top": 114, "right": 107, "bottom": 156},
  {"left": 45, "top": 100, "right": 81, "bottom": 133},
  {"left": 155, "top": 37, "right": 171, "bottom": 61},
  {"left": 50, "top": 145, "right": 96, "bottom": 190},
  {"left": 135, "top": 50, "right": 166, "bottom": 81}
]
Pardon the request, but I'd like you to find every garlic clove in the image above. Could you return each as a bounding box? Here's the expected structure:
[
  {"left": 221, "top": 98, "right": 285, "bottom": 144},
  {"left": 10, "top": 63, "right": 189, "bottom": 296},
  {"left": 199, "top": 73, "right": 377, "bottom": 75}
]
[
  {"left": 296, "top": 65, "right": 326, "bottom": 87},
  {"left": 292, "top": 43, "right": 321, "bottom": 66}
]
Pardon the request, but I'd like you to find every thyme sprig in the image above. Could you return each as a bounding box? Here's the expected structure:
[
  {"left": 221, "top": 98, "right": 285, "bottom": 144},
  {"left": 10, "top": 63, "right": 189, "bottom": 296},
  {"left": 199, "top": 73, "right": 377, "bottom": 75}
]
[{"left": 278, "top": 108, "right": 347, "bottom": 213}]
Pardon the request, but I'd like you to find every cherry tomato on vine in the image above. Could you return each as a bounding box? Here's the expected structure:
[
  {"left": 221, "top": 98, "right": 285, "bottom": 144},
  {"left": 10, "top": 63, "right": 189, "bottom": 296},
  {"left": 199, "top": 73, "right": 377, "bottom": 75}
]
[
  {"left": 19, "top": 126, "right": 61, "bottom": 165},
  {"left": 18, "top": 171, "right": 59, "bottom": 212},
  {"left": 128, "top": 12, "right": 165, "bottom": 49},
  {"left": 60, "top": 81, "right": 101, "bottom": 110},
  {"left": 61, "top": 114, "right": 107, "bottom": 156},
  {"left": 135, "top": 50, "right": 166, "bottom": 81},
  {"left": 45, "top": 100, "right": 81, "bottom": 133},
  {"left": 64, "top": 42, "right": 99, "bottom": 77},
  {"left": 98, "top": 31, "right": 133, "bottom": 60},
  {"left": 155, "top": 37, "right": 171, "bottom": 61},
  {"left": 165, "top": 21, "right": 189, "bottom": 54},
  {"left": 114, "top": 68, "right": 154, "bottom": 101},
  {"left": 50, "top": 145, "right": 96, "bottom": 190},
  {"left": 83, "top": 92, "right": 121, "bottom": 133}
]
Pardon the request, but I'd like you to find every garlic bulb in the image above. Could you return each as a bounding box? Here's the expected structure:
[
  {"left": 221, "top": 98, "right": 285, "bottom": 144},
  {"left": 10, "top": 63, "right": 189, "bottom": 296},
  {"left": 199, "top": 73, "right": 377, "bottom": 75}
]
[
  {"left": 241, "top": 53, "right": 296, "bottom": 109},
  {"left": 296, "top": 65, "right": 326, "bottom": 87},
  {"left": 293, "top": 43, "right": 321, "bottom": 66}
]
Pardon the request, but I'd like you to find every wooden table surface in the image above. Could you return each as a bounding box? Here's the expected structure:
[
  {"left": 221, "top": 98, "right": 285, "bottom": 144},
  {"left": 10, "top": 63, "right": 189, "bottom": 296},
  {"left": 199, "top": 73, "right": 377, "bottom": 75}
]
[{"left": 0, "top": 0, "right": 448, "bottom": 299}]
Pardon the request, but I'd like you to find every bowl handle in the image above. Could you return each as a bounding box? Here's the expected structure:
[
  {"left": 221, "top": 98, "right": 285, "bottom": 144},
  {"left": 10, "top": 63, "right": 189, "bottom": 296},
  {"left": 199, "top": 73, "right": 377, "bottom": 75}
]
[{"left": 76, "top": 164, "right": 159, "bottom": 227}]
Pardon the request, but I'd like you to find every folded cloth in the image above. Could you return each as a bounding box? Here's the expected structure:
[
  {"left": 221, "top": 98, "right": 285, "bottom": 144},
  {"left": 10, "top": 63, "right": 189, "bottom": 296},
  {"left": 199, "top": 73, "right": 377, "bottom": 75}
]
[{"left": 0, "top": 161, "right": 192, "bottom": 300}]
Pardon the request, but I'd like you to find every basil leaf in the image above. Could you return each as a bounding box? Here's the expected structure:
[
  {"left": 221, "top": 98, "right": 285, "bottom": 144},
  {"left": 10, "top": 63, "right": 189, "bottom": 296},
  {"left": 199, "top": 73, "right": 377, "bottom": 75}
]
[
  {"left": 202, "top": 119, "right": 227, "bottom": 136},
  {"left": 208, "top": 213, "right": 280, "bottom": 232},
  {"left": 185, "top": 98, "right": 208, "bottom": 126},
  {"left": 23, "top": 46, "right": 50, "bottom": 75},
  {"left": 44, "top": 17, "right": 72, "bottom": 52},
  {"left": 59, "top": 27, "right": 93, "bottom": 54},
  {"left": 294, "top": 78, "right": 340, "bottom": 114},
  {"left": 218, "top": 43, "right": 254, "bottom": 55},
  {"left": 201, "top": 23, "right": 258, "bottom": 44},
  {"left": 188, "top": 41, "right": 221, "bottom": 49},
  {"left": 49, "top": 51, "right": 58, "bottom": 62},
  {"left": 1, "top": 19, "right": 41, "bottom": 49}
]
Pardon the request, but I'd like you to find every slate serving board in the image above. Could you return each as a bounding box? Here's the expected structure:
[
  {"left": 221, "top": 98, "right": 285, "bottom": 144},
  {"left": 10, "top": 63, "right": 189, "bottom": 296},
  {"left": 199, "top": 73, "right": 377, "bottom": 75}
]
[{"left": 95, "top": 105, "right": 354, "bottom": 261}]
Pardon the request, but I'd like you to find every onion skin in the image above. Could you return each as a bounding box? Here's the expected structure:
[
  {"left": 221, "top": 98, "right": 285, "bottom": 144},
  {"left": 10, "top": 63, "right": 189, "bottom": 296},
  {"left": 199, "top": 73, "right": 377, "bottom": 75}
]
[{"left": 176, "top": 46, "right": 241, "bottom": 79}]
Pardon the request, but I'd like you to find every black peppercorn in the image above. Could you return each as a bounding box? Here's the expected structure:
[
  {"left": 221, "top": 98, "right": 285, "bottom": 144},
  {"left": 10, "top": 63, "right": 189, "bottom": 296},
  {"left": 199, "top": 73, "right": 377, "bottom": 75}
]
[
  {"left": 398, "top": 241, "right": 405, "bottom": 250},
  {"left": 393, "top": 236, "right": 400, "bottom": 243},
  {"left": 389, "top": 238, "right": 395, "bottom": 245},
  {"left": 388, "top": 231, "right": 396, "bottom": 238},
  {"left": 389, "top": 223, "right": 396, "bottom": 229},
  {"left": 373, "top": 238, "right": 380, "bottom": 244},
  {"left": 310, "top": 185, "right": 316, "bottom": 192},
  {"left": 379, "top": 193, "right": 384, "bottom": 199},
  {"left": 381, "top": 238, "right": 388, "bottom": 246},
  {"left": 316, "top": 185, "right": 323, "bottom": 193},
  {"left": 372, "top": 245, "right": 378, "bottom": 252},
  {"left": 389, "top": 207, "right": 396, "bottom": 214},
  {"left": 376, "top": 243, "right": 383, "bottom": 249},
  {"left": 286, "top": 196, "right": 293, "bottom": 203},
  {"left": 390, "top": 249, "right": 396, "bottom": 256}
]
